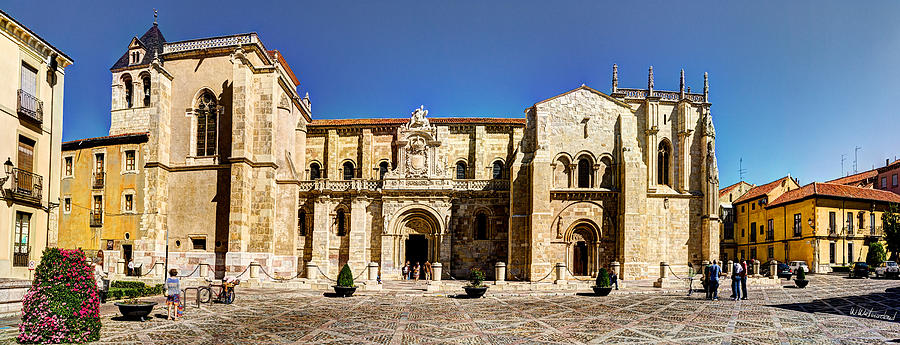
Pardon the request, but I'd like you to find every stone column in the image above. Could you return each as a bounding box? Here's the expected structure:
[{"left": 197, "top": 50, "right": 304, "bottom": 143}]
[
  {"left": 249, "top": 262, "right": 260, "bottom": 279},
  {"left": 659, "top": 262, "right": 669, "bottom": 279},
  {"left": 199, "top": 263, "right": 210, "bottom": 279},
  {"left": 154, "top": 262, "right": 165, "bottom": 278},
  {"left": 494, "top": 262, "right": 506, "bottom": 284},
  {"left": 474, "top": 126, "right": 486, "bottom": 179},
  {"left": 752, "top": 260, "right": 761, "bottom": 277},
  {"left": 555, "top": 263, "right": 567, "bottom": 284},
  {"left": 348, "top": 197, "right": 369, "bottom": 274},
  {"left": 769, "top": 260, "right": 778, "bottom": 279},
  {"left": 725, "top": 260, "right": 733, "bottom": 274},
  {"left": 116, "top": 259, "right": 125, "bottom": 275},
  {"left": 305, "top": 262, "right": 319, "bottom": 280}
]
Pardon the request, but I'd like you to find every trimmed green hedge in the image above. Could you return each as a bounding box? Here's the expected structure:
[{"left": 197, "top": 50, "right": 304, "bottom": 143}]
[{"left": 107, "top": 281, "right": 164, "bottom": 301}]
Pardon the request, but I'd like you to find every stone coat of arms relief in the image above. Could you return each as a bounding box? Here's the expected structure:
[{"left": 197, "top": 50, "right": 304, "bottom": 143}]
[{"left": 384, "top": 106, "right": 448, "bottom": 184}]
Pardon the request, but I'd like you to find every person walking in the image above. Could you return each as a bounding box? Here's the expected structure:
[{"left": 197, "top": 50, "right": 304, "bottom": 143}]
[
  {"left": 93, "top": 261, "right": 108, "bottom": 303},
  {"left": 413, "top": 262, "right": 421, "bottom": 281},
  {"left": 402, "top": 261, "right": 410, "bottom": 280},
  {"left": 708, "top": 260, "right": 721, "bottom": 301},
  {"left": 686, "top": 263, "right": 695, "bottom": 296},
  {"left": 424, "top": 261, "right": 433, "bottom": 280},
  {"left": 740, "top": 260, "right": 749, "bottom": 300},
  {"left": 703, "top": 262, "right": 712, "bottom": 300},
  {"left": 165, "top": 269, "right": 183, "bottom": 321},
  {"left": 609, "top": 267, "right": 619, "bottom": 290},
  {"left": 731, "top": 260, "right": 743, "bottom": 300}
]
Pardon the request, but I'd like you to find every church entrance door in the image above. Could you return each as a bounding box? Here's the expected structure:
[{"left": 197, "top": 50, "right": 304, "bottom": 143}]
[
  {"left": 573, "top": 241, "right": 588, "bottom": 276},
  {"left": 405, "top": 234, "right": 428, "bottom": 266}
]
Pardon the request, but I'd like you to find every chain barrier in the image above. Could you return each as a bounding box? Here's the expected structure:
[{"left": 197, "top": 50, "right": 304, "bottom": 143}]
[
  {"left": 351, "top": 266, "right": 368, "bottom": 281},
  {"left": 531, "top": 267, "right": 555, "bottom": 283},
  {"left": 314, "top": 266, "right": 336, "bottom": 282},
  {"left": 233, "top": 265, "right": 251, "bottom": 280},
  {"left": 564, "top": 266, "right": 594, "bottom": 282},
  {"left": 666, "top": 265, "right": 683, "bottom": 280},
  {"left": 137, "top": 262, "right": 156, "bottom": 277},
  {"left": 176, "top": 265, "right": 200, "bottom": 278},
  {"left": 258, "top": 266, "right": 303, "bottom": 281}
]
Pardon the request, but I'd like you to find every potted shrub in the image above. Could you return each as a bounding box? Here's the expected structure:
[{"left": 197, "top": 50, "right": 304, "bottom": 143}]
[
  {"left": 114, "top": 299, "right": 158, "bottom": 321},
  {"left": 794, "top": 265, "right": 809, "bottom": 288},
  {"left": 592, "top": 268, "right": 613, "bottom": 296},
  {"left": 332, "top": 264, "right": 357, "bottom": 297},
  {"left": 463, "top": 268, "right": 488, "bottom": 298},
  {"left": 18, "top": 248, "right": 101, "bottom": 343}
]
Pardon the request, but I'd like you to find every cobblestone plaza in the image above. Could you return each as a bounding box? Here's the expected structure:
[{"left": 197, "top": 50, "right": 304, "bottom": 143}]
[{"left": 3, "top": 275, "right": 897, "bottom": 344}]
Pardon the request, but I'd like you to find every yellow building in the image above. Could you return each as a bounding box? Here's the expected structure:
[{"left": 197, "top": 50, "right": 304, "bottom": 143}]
[
  {"left": 0, "top": 10, "right": 73, "bottom": 279},
  {"left": 58, "top": 133, "right": 148, "bottom": 269},
  {"left": 733, "top": 177, "right": 899, "bottom": 273},
  {"left": 718, "top": 181, "right": 754, "bottom": 261}
]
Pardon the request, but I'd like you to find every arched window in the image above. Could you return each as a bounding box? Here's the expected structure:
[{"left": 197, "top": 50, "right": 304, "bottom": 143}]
[
  {"left": 336, "top": 209, "right": 347, "bottom": 236},
  {"left": 141, "top": 74, "right": 151, "bottom": 107},
  {"left": 577, "top": 157, "right": 592, "bottom": 188},
  {"left": 599, "top": 156, "right": 614, "bottom": 188},
  {"left": 309, "top": 163, "right": 321, "bottom": 180},
  {"left": 196, "top": 91, "right": 218, "bottom": 156},
  {"left": 456, "top": 161, "right": 467, "bottom": 180},
  {"left": 657, "top": 141, "right": 671, "bottom": 186},
  {"left": 379, "top": 161, "right": 389, "bottom": 180},
  {"left": 554, "top": 156, "right": 571, "bottom": 188},
  {"left": 492, "top": 160, "right": 504, "bottom": 179},
  {"left": 122, "top": 74, "right": 133, "bottom": 108},
  {"left": 475, "top": 212, "right": 488, "bottom": 240},
  {"left": 342, "top": 161, "right": 355, "bottom": 180},
  {"left": 298, "top": 210, "right": 306, "bottom": 236}
]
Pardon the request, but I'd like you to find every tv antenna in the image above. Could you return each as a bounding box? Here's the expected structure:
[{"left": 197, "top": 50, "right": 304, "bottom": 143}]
[
  {"left": 854, "top": 146, "right": 862, "bottom": 173},
  {"left": 841, "top": 154, "right": 846, "bottom": 176},
  {"left": 738, "top": 158, "right": 747, "bottom": 182}
]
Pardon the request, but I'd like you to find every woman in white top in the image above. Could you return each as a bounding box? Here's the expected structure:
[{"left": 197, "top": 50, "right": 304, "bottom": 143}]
[{"left": 93, "top": 262, "right": 108, "bottom": 303}]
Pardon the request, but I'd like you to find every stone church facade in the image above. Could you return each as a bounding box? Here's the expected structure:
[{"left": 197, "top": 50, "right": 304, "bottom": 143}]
[{"left": 62, "top": 23, "right": 719, "bottom": 281}]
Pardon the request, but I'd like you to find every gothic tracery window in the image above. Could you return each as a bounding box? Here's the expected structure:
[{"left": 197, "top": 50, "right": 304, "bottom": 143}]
[
  {"left": 657, "top": 141, "right": 671, "bottom": 186},
  {"left": 196, "top": 91, "right": 218, "bottom": 156}
]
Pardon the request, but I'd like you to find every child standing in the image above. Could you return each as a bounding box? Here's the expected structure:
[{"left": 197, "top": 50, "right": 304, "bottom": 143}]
[{"left": 165, "top": 269, "right": 183, "bottom": 321}]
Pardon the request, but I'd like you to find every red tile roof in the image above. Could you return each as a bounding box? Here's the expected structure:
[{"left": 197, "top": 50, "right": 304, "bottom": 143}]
[
  {"left": 767, "top": 182, "right": 900, "bottom": 207},
  {"left": 308, "top": 117, "right": 526, "bottom": 127},
  {"left": 827, "top": 169, "right": 878, "bottom": 186},
  {"left": 62, "top": 132, "right": 150, "bottom": 150},
  {"left": 732, "top": 176, "right": 792, "bottom": 205},
  {"left": 719, "top": 181, "right": 749, "bottom": 198}
]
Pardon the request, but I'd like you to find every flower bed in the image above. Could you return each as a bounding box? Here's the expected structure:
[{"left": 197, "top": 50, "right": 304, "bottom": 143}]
[{"left": 18, "top": 248, "right": 101, "bottom": 343}]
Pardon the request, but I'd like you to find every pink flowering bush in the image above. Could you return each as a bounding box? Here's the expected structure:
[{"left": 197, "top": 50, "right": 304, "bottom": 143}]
[{"left": 18, "top": 248, "right": 101, "bottom": 343}]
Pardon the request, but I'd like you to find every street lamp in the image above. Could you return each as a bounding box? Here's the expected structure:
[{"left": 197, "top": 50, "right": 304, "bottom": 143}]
[
  {"left": 807, "top": 218, "right": 815, "bottom": 229},
  {"left": 1, "top": 158, "right": 13, "bottom": 189}
]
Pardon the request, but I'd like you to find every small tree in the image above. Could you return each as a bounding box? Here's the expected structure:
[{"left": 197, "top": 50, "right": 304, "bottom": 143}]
[
  {"left": 796, "top": 265, "right": 806, "bottom": 281},
  {"left": 468, "top": 268, "right": 485, "bottom": 287},
  {"left": 18, "top": 248, "right": 101, "bottom": 343},
  {"left": 596, "top": 268, "right": 611, "bottom": 288},
  {"left": 883, "top": 204, "right": 900, "bottom": 262},
  {"left": 866, "top": 242, "right": 887, "bottom": 268},
  {"left": 336, "top": 264, "right": 354, "bottom": 287}
]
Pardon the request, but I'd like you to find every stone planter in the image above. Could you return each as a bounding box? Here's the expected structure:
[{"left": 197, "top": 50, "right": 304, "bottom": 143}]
[
  {"left": 332, "top": 285, "right": 357, "bottom": 297},
  {"left": 592, "top": 286, "right": 613, "bottom": 296},
  {"left": 795, "top": 279, "right": 809, "bottom": 288},
  {"left": 463, "top": 286, "right": 488, "bottom": 298},
  {"left": 114, "top": 301, "right": 157, "bottom": 321}
]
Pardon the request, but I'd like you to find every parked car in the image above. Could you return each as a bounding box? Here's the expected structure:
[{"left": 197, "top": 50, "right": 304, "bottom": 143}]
[
  {"left": 788, "top": 261, "right": 810, "bottom": 274},
  {"left": 760, "top": 261, "right": 793, "bottom": 279},
  {"left": 849, "top": 262, "right": 869, "bottom": 278},
  {"left": 874, "top": 261, "right": 899, "bottom": 279}
]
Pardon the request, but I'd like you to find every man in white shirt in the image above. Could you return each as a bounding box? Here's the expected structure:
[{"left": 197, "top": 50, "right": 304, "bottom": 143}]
[{"left": 731, "top": 261, "right": 744, "bottom": 301}]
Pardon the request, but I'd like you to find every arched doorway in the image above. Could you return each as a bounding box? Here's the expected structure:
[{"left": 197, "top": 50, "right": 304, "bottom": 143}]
[
  {"left": 383, "top": 206, "right": 447, "bottom": 280},
  {"left": 402, "top": 217, "right": 433, "bottom": 266},
  {"left": 567, "top": 223, "right": 600, "bottom": 277}
]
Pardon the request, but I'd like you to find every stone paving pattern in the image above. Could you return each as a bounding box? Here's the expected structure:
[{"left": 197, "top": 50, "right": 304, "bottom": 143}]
[{"left": 2, "top": 275, "right": 899, "bottom": 344}]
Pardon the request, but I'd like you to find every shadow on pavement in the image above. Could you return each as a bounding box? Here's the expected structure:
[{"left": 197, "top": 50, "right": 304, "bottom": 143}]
[{"left": 767, "top": 287, "right": 900, "bottom": 323}]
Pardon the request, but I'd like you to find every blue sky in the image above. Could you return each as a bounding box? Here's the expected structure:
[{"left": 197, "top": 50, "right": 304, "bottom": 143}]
[{"left": 4, "top": 1, "right": 899, "bottom": 187}]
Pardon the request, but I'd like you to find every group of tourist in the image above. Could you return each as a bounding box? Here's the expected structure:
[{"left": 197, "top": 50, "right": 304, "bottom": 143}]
[
  {"left": 693, "top": 260, "right": 750, "bottom": 301},
  {"left": 401, "top": 261, "right": 432, "bottom": 281}
]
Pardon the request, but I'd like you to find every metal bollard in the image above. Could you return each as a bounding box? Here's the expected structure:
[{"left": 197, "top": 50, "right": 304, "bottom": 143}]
[
  {"left": 495, "top": 262, "right": 506, "bottom": 283},
  {"left": 432, "top": 263, "right": 442, "bottom": 281}
]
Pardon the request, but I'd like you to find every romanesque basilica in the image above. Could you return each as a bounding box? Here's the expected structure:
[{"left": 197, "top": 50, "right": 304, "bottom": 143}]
[{"left": 58, "top": 22, "right": 720, "bottom": 281}]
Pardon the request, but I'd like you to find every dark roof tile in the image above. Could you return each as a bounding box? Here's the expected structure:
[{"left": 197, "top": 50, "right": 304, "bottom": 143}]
[{"left": 111, "top": 24, "right": 166, "bottom": 70}]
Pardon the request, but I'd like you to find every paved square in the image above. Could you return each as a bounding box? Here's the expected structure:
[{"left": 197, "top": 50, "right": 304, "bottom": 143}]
[{"left": 4, "top": 275, "right": 899, "bottom": 344}]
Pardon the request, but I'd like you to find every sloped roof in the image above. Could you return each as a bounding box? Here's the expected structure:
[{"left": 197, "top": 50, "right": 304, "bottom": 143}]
[
  {"left": 62, "top": 132, "right": 149, "bottom": 151},
  {"left": 111, "top": 24, "right": 166, "bottom": 70},
  {"left": 526, "top": 85, "right": 633, "bottom": 112},
  {"left": 767, "top": 182, "right": 900, "bottom": 208},
  {"left": 732, "top": 176, "right": 792, "bottom": 205},
  {"left": 877, "top": 159, "right": 900, "bottom": 173},
  {"left": 266, "top": 50, "right": 300, "bottom": 87},
  {"left": 827, "top": 169, "right": 878, "bottom": 186},
  {"left": 308, "top": 117, "right": 526, "bottom": 127},
  {"left": 719, "top": 181, "right": 751, "bottom": 198}
]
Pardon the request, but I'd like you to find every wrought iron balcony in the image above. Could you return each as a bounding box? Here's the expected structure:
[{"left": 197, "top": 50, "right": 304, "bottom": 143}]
[
  {"left": 17, "top": 89, "right": 43, "bottom": 124},
  {"left": 90, "top": 211, "right": 103, "bottom": 227},
  {"left": 10, "top": 168, "right": 42, "bottom": 203},
  {"left": 93, "top": 172, "right": 105, "bottom": 189}
]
